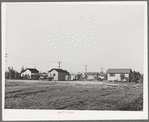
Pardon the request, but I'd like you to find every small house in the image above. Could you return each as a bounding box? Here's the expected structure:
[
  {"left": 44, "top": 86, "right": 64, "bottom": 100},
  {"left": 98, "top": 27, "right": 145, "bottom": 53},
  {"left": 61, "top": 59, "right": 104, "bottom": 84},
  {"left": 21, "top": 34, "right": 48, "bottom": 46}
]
[
  {"left": 107, "top": 68, "right": 132, "bottom": 82},
  {"left": 48, "top": 68, "right": 69, "bottom": 81},
  {"left": 69, "top": 72, "right": 80, "bottom": 80},
  {"left": 84, "top": 72, "right": 99, "bottom": 80},
  {"left": 21, "top": 68, "right": 39, "bottom": 80}
]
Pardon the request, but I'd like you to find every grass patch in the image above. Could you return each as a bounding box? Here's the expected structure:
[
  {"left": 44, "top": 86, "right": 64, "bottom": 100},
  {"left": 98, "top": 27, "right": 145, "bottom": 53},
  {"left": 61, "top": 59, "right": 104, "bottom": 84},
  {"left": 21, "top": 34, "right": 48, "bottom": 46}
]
[{"left": 5, "top": 80, "right": 143, "bottom": 110}]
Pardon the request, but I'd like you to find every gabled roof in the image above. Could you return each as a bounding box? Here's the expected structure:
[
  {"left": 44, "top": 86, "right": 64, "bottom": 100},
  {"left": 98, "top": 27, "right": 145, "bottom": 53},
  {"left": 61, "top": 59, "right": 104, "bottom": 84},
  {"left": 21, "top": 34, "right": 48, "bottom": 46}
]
[
  {"left": 25, "top": 68, "right": 39, "bottom": 73},
  {"left": 48, "top": 68, "right": 69, "bottom": 74},
  {"left": 84, "top": 72, "right": 99, "bottom": 76},
  {"left": 107, "top": 68, "right": 132, "bottom": 74}
]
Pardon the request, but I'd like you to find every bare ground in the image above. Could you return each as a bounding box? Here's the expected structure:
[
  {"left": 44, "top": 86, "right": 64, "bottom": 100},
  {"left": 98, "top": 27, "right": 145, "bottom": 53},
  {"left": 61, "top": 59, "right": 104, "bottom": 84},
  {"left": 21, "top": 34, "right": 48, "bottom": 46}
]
[{"left": 5, "top": 80, "right": 143, "bottom": 110}]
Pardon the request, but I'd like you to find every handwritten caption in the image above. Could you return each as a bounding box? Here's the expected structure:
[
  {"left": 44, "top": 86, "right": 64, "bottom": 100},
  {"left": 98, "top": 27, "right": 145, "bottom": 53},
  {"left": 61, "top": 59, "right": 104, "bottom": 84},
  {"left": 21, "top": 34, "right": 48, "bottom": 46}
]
[{"left": 57, "top": 111, "right": 74, "bottom": 115}]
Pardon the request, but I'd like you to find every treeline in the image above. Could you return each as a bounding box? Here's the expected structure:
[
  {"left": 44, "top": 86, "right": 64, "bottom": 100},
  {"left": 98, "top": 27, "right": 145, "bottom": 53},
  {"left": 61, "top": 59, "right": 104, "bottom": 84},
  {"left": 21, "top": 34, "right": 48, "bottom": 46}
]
[
  {"left": 131, "top": 71, "right": 143, "bottom": 83},
  {"left": 5, "top": 66, "right": 26, "bottom": 79}
]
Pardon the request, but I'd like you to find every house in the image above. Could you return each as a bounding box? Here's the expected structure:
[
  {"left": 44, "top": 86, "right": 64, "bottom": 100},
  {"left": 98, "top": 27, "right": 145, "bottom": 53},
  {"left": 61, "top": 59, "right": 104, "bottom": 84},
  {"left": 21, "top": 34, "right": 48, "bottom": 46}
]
[
  {"left": 107, "top": 68, "right": 132, "bottom": 82},
  {"left": 84, "top": 72, "right": 99, "bottom": 80},
  {"left": 21, "top": 68, "right": 39, "bottom": 80},
  {"left": 69, "top": 72, "right": 80, "bottom": 80},
  {"left": 39, "top": 72, "right": 48, "bottom": 80},
  {"left": 47, "top": 68, "right": 69, "bottom": 81}
]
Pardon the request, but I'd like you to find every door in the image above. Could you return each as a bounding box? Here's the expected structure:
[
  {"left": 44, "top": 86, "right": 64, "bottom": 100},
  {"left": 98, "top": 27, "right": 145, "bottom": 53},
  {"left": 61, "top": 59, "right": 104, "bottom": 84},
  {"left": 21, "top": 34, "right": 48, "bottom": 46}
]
[{"left": 53, "top": 73, "right": 56, "bottom": 80}]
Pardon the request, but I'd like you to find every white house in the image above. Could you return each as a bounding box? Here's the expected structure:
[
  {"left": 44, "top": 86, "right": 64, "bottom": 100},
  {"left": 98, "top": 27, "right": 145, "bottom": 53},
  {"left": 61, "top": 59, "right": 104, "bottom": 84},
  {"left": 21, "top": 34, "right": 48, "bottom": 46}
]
[
  {"left": 21, "top": 68, "right": 39, "bottom": 80},
  {"left": 107, "top": 68, "right": 132, "bottom": 82},
  {"left": 48, "top": 68, "right": 69, "bottom": 81},
  {"left": 69, "top": 72, "right": 80, "bottom": 80}
]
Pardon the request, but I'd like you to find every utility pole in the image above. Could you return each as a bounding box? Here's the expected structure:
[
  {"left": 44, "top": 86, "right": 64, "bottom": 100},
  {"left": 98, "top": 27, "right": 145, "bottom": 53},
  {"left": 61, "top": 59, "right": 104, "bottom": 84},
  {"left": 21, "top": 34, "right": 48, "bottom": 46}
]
[
  {"left": 5, "top": 53, "right": 8, "bottom": 62},
  {"left": 58, "top": 61, "right": 62, "bottom": 69},
  {"left": 84, "top": 65, "right": 88, "bottom": 73},
  {"left": 5, "top": 53, "right": 8, "bottom": 71},
  {"left": 101, "top": 67, "right": 103, "bottom": 72}
]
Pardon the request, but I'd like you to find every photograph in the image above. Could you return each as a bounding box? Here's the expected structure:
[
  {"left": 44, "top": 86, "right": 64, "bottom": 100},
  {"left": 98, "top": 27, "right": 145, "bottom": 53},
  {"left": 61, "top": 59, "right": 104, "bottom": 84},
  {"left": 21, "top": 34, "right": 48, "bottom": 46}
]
[{"left": 2, "top": 1, "right": 148, "bottom": 120}]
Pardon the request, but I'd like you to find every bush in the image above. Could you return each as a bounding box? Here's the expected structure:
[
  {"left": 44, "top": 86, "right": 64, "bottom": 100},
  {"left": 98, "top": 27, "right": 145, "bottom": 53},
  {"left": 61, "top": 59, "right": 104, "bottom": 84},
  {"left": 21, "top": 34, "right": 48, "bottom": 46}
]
[
  {"left": 114, "top": 80, "right": 119, "bottom": 82},
  {"left": 48, "top": 77, "right": 53, "bottom": 81}
]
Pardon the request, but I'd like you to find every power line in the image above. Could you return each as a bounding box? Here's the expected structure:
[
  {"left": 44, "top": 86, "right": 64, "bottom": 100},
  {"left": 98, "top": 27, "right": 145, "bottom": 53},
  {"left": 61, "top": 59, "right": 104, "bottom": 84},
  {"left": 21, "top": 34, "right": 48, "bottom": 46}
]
[{"left": 101, "top": 67, "right": 103, "bottom": 72}]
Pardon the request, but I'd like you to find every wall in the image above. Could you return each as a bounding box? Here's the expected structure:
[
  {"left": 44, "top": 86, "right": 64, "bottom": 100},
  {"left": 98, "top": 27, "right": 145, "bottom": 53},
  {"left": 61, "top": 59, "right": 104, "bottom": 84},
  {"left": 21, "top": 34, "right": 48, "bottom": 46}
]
[
  {"left": 48, "top": 70, "right": 58, "bottom": 80},
  {"left": 65, "top": 75, "right": 69, "bottom": 81},
  {"left": 108, "top": 73, "right": 130, "bottom": 81},
  {"left": 58, "top": 73, "right": 65, "bottom": 81},
  {"left": 21, "top": 70, "right": 31, "bottom": 77},
  {"left": 70, "top": 74, "right": 77, "bottom": 80}
]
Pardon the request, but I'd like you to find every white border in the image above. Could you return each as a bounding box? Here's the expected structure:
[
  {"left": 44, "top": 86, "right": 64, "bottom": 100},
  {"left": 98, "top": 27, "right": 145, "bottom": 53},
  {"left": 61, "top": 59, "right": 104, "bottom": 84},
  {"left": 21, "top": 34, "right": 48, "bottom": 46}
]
[
  {"left": 2, "top": 2, "right": 148, "bottom": 120},
  {"left": 2, "top": 2, "right": 6, "bottom": 120}
]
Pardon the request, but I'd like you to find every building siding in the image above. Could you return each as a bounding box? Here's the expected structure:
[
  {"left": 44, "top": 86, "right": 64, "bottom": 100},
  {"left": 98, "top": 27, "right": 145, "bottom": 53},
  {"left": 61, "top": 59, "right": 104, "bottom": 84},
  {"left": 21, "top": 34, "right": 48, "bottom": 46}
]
[
  {"left": 108, "top": 74, "right": 121, "bottom": 81},
  {"left": 108, "top": 73, "right": 130, "bottom": 81},
  {"left": 21, "top": 70, "right": 31, "bottom": 77},
  {"left": 48, "top": 70, "right": 58, "bottom": 80},
  {"left": 70, "top": 74, "right": 77, "bottom": 80},
  {"left": 58, "top": 72, "right": 65, "bottom": 81}
]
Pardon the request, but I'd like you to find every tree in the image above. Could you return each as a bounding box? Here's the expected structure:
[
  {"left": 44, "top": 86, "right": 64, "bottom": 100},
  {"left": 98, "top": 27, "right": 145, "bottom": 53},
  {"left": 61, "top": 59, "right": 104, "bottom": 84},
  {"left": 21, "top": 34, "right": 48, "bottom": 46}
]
[
  {"left": 17, "top": 73, "right": 21, "bottom": 79},
  {"left": 5, "top": 71, "right": 9, "bottom": 79},
  {"left": 8, "top": 66, "right": 15, "bottom": 79},
  {"left": 5, "top": 66, "right": 23, "bottom": 79},
  {"left": 20, "top": 66, "right": 26, "bottom": 73},
  {"left": 99, "top": 71, "right": 106, "bottom": 80},
  {"left": 14, "top": 71, "right": 20, "bottom": 79},
  {"left": 131, "top": 71, "right": 141, "bottom": 83}
]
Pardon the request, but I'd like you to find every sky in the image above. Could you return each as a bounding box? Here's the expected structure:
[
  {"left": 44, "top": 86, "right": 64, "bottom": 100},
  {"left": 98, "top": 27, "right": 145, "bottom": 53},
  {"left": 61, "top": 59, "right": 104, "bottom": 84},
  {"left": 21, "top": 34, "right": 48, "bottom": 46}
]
[{"left": 4, "top": 2, "right": 146, "bottom": 73}]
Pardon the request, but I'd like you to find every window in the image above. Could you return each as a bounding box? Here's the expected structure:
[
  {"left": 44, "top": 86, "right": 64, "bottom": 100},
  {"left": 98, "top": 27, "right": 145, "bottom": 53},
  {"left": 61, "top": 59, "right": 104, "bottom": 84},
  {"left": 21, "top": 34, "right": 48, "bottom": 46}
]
[
  {"left": 110, "top": 73, "right": 115, "bottom": 77},
  {"left": 53, "top": 74, "right": 55, "bottom": 77}
]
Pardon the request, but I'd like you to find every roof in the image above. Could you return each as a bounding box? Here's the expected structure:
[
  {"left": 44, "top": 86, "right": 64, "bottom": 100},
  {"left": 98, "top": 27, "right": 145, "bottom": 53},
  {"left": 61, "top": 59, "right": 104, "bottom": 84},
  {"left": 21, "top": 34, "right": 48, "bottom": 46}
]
[
  {"left": 48, "top": 68, "right": 69, "bottom": 74},
  {"left": 107, "top": 69, "right": 132, "bottom": 74},
  {"left": 84, "top": 72, "right": 99, "bottom": 76},
  {"left": 25, "top": 68, "right": 39, "bottom": 73}
]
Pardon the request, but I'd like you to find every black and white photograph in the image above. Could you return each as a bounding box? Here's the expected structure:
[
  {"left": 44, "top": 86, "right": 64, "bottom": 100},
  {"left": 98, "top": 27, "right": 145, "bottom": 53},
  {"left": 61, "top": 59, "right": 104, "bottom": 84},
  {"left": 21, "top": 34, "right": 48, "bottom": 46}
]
[{"left": 2, "top": 1, "right": 148, "bottom": 120}]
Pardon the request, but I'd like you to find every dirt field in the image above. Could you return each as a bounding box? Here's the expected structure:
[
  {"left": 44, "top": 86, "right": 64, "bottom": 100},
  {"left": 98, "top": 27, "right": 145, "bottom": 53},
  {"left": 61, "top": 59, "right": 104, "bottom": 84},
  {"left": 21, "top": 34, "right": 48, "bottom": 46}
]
[{"left": 5, "top": 80, "right": 143, "bottom": 110}]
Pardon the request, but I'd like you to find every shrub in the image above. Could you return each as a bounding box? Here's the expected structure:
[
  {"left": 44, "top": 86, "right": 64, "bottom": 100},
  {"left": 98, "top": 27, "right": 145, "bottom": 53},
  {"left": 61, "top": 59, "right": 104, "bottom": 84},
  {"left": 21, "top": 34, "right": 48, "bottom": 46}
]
[
  {"left": 114, "top": 80, "right": 118, "bottom": 82},
  {"left": 48, "top": 77, "right": 53, "bottom": 81}
]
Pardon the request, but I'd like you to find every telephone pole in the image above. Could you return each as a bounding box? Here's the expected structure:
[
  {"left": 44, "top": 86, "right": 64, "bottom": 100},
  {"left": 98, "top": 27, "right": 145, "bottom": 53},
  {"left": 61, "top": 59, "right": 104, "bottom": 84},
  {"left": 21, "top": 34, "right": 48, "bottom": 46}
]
[
  {"left": 5, "top": 53, "right": 8, "bottom": 71},
  {"left": 58, "top": 61, "right": 62, "bottom": 69},
  {"left": 84, "top": 65, "right": 88, "bottom": 73},
  {"left": 5, "top": 53, "right": 8, "bottom": 62},
  {"left": 101, "top": 67, "right": 103, "bottom": 72}
]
